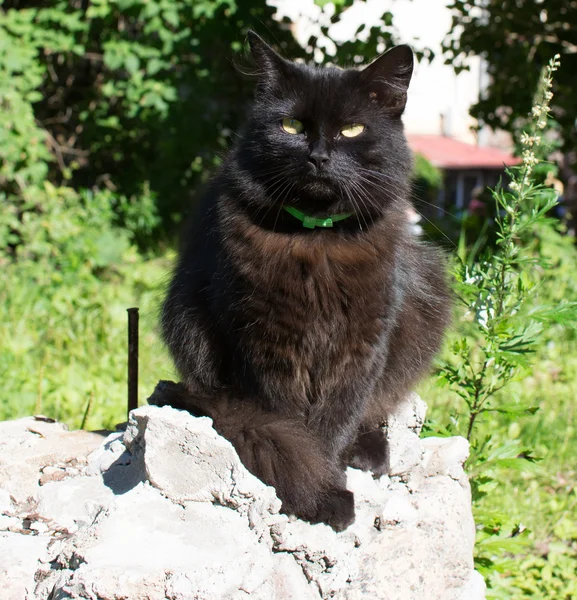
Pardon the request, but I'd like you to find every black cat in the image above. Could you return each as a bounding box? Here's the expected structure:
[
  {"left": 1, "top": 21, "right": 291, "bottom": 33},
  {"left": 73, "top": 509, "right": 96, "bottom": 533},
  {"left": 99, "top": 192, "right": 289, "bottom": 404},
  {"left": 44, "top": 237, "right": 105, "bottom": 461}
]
[{"left": 157, "top": 32, "right": 451, "bottom": 531}]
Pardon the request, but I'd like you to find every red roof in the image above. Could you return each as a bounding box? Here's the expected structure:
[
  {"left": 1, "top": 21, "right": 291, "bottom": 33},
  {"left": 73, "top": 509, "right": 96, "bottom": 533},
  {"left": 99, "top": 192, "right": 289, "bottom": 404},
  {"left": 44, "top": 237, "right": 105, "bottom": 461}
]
[{"left": 407, "top": 134, "right": 521, "bottom": 170}]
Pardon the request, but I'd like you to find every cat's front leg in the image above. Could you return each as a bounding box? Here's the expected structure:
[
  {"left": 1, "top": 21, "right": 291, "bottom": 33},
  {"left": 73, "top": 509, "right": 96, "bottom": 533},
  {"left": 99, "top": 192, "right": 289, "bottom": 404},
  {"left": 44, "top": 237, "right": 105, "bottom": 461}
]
[
  {"left": 306, "top": 383, "right": 371, "bottom": 461},
  {"left": 304, "top": 385, "right": 373, "bottom": 529},
  {"left": 345, "top": 390, "right": 400, "bottom": 478}
]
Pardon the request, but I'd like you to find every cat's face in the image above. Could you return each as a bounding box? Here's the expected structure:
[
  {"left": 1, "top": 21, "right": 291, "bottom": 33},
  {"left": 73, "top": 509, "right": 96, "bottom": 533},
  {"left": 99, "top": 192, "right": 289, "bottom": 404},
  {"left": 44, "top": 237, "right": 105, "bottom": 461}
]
[{"left": 235, "top": 33, "right": 414, "bottom": 222}]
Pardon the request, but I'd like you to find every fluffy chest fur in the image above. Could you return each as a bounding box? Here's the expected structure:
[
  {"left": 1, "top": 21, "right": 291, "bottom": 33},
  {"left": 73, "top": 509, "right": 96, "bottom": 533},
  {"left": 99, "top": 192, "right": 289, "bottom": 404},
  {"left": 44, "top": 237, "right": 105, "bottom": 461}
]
[{"left": 219, "top": 209, "right": 402, "bottom": 409}]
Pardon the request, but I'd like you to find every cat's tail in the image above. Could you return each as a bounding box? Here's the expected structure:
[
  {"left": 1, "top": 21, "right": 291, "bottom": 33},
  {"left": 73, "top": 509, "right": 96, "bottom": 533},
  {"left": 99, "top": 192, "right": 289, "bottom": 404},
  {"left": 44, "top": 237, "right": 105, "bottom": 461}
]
[{"left": 148, "top": 380, "right": 354, "bottom": 530}]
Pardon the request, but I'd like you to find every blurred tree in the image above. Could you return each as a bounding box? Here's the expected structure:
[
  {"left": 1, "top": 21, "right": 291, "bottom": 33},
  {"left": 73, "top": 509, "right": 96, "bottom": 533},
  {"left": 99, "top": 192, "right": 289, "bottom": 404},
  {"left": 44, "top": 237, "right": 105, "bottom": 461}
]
[
  {"left": 443, "top": 1, "right": 577, "bottom": 215},
  {"left": 0, "top": 0, "right": 399, "bottom": 243}
]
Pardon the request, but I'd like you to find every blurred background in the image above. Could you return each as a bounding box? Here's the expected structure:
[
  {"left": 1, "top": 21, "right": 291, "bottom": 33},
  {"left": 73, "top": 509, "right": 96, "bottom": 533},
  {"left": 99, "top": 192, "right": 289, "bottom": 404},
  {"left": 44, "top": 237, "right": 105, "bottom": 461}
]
[{"left": 1, "top": 1, "right": 576, "bottom": 596}]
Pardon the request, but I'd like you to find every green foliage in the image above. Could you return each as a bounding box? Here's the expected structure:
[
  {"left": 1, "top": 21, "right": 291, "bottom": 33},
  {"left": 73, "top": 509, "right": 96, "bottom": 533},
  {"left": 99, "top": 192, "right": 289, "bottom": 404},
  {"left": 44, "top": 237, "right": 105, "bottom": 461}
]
[
  {"left": 0, "top": 0, "right": 306, "bottom": 237},
  {"left": 413, "top": 152, "right": 443, "bottom": 189},
  {"left": 0, "top": 182, "right": 159, "bottom": 275},
  {"left": 443, "top": 1, "right": 576, "bottom": 164},
  {"left": 0, "top": 178, "right": 165, "bottom": 428},
  {"left": 436, "top": 56, "right": 564, "bottom": 443},
  {"left": 0, "top": 0, "right": 398, "bottom": 241},
  {"left": 428, "top": 55, "right": 577, "bottom": 595},
  {"left": 422, "top": 310, "right": 577, "bottom": 598}
]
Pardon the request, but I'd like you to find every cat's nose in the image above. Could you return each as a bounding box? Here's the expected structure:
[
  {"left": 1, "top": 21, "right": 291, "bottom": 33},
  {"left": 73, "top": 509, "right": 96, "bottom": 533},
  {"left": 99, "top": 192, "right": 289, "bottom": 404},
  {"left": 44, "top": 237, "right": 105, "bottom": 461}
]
[{"left": 308, "top": 148, "right": 330, "bottom": 169}]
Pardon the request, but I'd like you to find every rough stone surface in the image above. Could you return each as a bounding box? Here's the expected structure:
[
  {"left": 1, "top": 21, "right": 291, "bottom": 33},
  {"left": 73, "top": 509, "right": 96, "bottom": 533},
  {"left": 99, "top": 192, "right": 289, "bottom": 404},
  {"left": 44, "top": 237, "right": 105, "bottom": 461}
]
[{"left": 0, "top": 395, "right": 486, "bottom": 600}]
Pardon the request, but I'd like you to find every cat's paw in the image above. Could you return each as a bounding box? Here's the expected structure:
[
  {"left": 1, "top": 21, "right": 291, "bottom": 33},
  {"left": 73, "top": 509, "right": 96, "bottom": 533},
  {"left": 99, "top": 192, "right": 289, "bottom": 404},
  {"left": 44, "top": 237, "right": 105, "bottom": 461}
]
[
  {"left": 312, "top": 489, "right": 355, "bottom": 532},
  {"left": 147, "top": 380, "right": 188, "bottom": 407},
  {"left": 347, "top": 428, "right": 390, "bottom": 478},
  {"left": 146, "top": 380, "right": 208, "bottom": 418}
]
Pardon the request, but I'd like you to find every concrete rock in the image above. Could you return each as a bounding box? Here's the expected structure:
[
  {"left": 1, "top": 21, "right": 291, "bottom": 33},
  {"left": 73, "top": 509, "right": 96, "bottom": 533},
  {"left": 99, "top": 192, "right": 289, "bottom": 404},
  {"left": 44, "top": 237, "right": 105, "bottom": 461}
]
[
  {"left": 421, "top": 435, "right": 470, "bottom": 483},
  {"left": 37, "top": 484, "right": 280, "bottom": 600},
  {"left": 36, "top": 475, "right": 114, "bottom": 534},
  {"left": 387, "top": 393, "right": 427, "bottom": 477},
  {"left": 0, "top": 416, "right": 106, "bottom": 504},
  {"left": 124, "top": 406, "right": 281, "bottom": 515},
  {"left": 0, "top": 532, "right": 50, "bottom": 600},
  {"left": 0, "top": 398, "right": 485, "bottom": 600}
]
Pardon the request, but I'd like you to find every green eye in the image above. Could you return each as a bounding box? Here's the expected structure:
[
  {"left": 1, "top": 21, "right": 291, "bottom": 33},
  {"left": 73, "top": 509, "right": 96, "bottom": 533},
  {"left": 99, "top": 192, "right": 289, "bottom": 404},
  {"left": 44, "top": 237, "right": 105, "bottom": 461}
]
[
  {"left": 281, "top": 118, "right": 304, "bottom": 135},
  {"left": 341, "top": 123, "right": 365, "bottom": 138}
]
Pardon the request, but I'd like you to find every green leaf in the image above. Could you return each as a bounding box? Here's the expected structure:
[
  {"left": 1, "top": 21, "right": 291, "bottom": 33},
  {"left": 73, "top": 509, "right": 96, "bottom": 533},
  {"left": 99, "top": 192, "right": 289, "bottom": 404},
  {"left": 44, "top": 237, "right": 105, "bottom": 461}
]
[
  {"left": 486, "top": 404, "right": 540, "bottom": 416},
  {"left": 124, "top": 54, "right": 140, "bottom": 75}
]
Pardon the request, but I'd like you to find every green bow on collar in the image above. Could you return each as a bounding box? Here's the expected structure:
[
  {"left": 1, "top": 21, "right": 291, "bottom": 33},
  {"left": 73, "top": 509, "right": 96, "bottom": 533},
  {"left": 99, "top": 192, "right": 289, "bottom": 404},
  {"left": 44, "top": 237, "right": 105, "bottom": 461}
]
[{"left": 283, "top": 206, "right": 354, "bottom": 229}]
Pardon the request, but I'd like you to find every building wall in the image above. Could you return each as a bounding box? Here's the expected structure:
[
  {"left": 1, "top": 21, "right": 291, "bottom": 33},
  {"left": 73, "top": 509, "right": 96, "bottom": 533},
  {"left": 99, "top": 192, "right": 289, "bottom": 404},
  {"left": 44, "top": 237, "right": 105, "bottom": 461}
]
[{"left": 385, "top": 0, "right": 481, "bottom": 144}]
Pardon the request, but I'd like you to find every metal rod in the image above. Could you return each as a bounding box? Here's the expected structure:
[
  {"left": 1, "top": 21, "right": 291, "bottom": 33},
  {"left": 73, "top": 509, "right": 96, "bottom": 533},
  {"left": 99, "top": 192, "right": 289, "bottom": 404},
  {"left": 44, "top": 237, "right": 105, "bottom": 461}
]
[{"left": 127, "top": 307, "right": 139, "bottom": 417}]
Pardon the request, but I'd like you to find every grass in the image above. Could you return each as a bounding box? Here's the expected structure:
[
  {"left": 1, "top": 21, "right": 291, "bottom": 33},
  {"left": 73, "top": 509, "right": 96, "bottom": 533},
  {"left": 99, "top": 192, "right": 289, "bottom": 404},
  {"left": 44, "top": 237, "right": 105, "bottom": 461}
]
[{"left": 0, "top": 253, "right": 174, "bottom": 430}]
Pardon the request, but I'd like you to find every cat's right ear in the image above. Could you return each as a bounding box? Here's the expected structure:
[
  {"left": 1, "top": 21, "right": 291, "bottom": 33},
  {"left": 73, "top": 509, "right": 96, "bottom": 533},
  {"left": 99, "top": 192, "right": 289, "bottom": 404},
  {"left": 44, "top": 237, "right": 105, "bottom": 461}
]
[{"left": 246, "top": 31, "right": 292, "bottom": 93}]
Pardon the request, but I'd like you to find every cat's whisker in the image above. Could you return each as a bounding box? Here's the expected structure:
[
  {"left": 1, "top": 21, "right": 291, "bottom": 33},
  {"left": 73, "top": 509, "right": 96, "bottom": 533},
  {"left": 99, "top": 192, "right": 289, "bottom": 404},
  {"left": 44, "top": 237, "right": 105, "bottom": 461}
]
[
  {"left": 347, "top": 175, "right": 381, "bottom": 217},
  {"left": 256, "top": 203, "right": 279, "bottom": 228},
  {"left": 274, "top": 178, "right": 298, "bottom": 207},
  {"left": 258, "top": 168, "right": 293, "bottom": 183},
  {"left": 354, "top": 170, "right": 409, "bottom": 198},
  {"left": 345, "top": 180, "right": 374, "bottom": 231},
  {"left": 268, "top": 174, "right": 296, "bottom": 202},
  {"left": 257, "top": 177, "right": 299, "bottom": 230},
  {"left": 352, "top": 177, "right": 381, "bottom": 214},
  {"left": 338, "top": 180, "right": 364, "bottom": 232},
  {"left": 353, "top": 172, "right": 458, "bottom": 248},
  {"left": 383, "top": 193, "right": 456, "bottom": 249},
  {"left": 356, "top": 167, "right": 460, "bottom": 219},
  {"left": 344, "top": 182, "right": 381, "bottom": 259},
  {"left": 272, "top": 196, "right": 288, "bottom": 233},
  {"left": 243, "top": 174, "right": 291, "bottom": 226},
  {"left": 256, "top": 180, "right": 294, "bottom": 228},
  {"left": 406, "top": 206, "right": 458, "bottom": 249},
  {"left": 265, "top": 173, "right": 292, "bottom": 200}
]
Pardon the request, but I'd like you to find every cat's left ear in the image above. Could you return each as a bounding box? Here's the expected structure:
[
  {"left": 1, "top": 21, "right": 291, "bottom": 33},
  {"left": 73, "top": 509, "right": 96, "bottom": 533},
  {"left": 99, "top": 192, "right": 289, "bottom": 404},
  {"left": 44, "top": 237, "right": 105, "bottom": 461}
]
[
  {"left": 360, "top": 45, "right": 414, "bottom": 115},
  {"left": 247, "top": 31, "right": 293, "bottom": 92}
]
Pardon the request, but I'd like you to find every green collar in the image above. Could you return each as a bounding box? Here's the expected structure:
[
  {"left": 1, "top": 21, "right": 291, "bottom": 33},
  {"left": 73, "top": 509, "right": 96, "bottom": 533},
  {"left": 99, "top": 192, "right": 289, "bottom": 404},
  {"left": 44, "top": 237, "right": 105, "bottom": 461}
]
[{"left": 283, "top": 206, "right": 354, "bottom": 229}]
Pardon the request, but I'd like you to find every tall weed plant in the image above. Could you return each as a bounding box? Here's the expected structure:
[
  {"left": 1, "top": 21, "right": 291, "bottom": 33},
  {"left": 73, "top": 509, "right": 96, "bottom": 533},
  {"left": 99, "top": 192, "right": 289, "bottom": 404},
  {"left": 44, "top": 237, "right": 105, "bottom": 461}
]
[{"left": 431, "top": 55, "right": 577, "bottom": 595}]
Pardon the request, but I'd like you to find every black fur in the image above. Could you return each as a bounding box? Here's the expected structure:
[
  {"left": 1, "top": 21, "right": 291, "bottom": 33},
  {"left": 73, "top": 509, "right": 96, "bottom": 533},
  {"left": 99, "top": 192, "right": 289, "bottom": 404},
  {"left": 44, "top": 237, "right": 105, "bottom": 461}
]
[{"left": 159, "top": 33, "right": 451, "bottom": 531}]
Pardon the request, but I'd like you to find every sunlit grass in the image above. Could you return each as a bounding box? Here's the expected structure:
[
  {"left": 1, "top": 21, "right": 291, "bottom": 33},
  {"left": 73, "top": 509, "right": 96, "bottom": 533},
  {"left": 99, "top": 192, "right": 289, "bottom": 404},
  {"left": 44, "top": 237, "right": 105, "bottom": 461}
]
[{"left": 0, "top": 254, "right": 174, "bottom": 430}]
